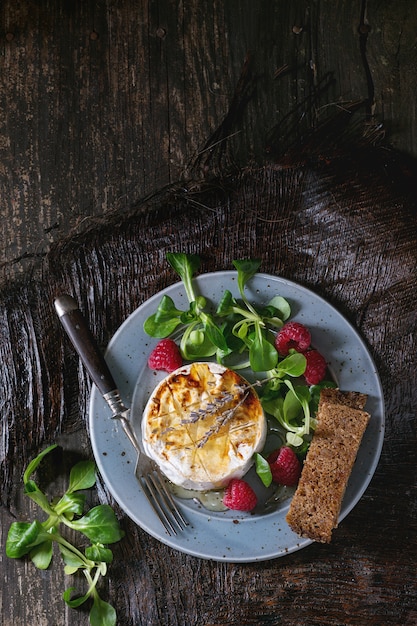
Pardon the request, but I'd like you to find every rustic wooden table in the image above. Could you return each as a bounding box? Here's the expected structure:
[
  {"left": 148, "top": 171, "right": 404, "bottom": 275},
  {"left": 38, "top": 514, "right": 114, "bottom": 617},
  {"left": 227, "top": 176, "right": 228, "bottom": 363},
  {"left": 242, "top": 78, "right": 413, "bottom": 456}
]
[{"left": 1, "top": 2, "right": 417, "bottom": 625}]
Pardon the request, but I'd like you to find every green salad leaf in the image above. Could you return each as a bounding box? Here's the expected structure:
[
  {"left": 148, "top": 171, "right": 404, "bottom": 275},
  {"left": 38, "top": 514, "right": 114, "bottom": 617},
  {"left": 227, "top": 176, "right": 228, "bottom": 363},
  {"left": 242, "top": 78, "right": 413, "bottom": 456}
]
[
  {"left": 6, "top": 446, "right": 124, "bottom": 625},
  {"left": 143, "top": 252, "right": 336, "bottom": 489}
]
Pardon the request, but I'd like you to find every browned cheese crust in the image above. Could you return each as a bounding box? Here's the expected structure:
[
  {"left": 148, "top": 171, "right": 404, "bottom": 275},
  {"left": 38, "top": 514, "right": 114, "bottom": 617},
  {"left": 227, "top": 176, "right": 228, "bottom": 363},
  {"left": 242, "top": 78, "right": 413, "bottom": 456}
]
[{"left": 286, "top": 389, "right": 370, "bottom": 543}]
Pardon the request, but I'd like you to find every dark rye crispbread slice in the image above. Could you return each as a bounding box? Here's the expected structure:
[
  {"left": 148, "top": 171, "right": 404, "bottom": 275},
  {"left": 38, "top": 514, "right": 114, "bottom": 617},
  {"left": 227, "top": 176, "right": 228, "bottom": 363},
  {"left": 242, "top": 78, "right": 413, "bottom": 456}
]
[
  {"left": 319, "top": 387, "right": 368, "bottom": 411},
  {"left": 286, "top": 389, "right": 370, "bottom": 543}
]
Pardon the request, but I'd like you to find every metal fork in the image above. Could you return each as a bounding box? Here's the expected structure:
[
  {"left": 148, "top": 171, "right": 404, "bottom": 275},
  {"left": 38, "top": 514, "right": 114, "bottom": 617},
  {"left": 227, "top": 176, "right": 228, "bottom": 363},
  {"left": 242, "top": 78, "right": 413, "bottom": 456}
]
[{"left": 54, "top": 295, "right": 188, "bottom": 536}]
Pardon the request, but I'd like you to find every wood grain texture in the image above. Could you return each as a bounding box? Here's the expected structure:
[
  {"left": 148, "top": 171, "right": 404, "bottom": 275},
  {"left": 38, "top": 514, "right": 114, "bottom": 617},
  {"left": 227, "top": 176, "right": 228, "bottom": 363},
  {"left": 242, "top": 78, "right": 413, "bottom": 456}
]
[
  {"left": 1, "top": 138, "right": 417, "bottom": 624},
  {"left": 1, "top": 1, "right": 417, "bottom": 625},
  {"left": 1, "top": 1, "right": 416, "bottom": 282}
]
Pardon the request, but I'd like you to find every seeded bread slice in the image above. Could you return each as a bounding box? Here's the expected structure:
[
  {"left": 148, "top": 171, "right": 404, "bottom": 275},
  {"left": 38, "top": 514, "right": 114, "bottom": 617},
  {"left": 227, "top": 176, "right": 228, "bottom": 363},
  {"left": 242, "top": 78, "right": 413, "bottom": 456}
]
[{"left": 286, "top": 389, "right": 370, "bottom": 543}]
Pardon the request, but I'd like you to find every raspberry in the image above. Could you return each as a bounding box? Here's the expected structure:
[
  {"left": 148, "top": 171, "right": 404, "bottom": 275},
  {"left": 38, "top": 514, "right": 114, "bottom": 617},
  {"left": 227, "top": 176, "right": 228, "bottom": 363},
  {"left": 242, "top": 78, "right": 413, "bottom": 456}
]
[
  {"left": 267, "top": 446, "right": 301, "bottom": 486},
  {"left": 148, "top": 339, "right": 183, "bottom": 373},
  {"left": 303, "top": 349, "right": 327, "bottom": 385},
  {"left": 275, "top": 321, "right": 311, "bottom": 356},
  {"left": 222, "top": 478, "right": 257, "bottom": 511}
]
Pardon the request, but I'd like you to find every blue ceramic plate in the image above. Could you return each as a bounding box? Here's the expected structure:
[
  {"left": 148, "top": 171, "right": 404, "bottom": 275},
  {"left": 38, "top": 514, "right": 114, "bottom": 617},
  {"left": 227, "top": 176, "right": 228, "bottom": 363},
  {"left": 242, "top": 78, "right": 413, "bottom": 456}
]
[{"left": 89, "top": 272, "right": 385, "bottom": 562}]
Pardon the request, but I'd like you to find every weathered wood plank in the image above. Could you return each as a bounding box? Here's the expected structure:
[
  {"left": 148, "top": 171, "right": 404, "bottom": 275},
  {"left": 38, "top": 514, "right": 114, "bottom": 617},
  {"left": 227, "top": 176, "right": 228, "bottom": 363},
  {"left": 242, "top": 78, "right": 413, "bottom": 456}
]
[
  {"left": 1, "top": 143, "right": 417, "bottom": 624},
  {"left": 1, "top": 1, "right": 417, "bottom": 624},
  {"left": 1, "top": 1, "right": 416, "bottom": 283}
]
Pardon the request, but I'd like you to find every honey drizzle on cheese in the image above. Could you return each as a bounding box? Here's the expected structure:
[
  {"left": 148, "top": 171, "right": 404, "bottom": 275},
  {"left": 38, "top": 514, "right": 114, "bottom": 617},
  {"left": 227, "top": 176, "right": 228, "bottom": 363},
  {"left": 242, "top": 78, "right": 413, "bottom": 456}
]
[{"left": 142, "top": 363, "right": 266, "bottom": 490}]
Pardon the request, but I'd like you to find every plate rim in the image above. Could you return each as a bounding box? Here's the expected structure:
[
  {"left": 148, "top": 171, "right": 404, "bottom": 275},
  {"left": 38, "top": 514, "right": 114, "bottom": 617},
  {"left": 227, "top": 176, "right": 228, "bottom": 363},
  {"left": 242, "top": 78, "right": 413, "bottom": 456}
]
[{"left": 89, "top": 270, "right": 385, "bottom": 562}]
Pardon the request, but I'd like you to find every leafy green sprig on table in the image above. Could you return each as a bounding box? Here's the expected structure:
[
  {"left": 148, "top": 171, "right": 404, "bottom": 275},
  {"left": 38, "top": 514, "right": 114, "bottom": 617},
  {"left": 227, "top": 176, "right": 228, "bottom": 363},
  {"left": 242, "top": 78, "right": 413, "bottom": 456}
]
[{"left": 6, "top": 444, "right": 124, "bottom": 626}]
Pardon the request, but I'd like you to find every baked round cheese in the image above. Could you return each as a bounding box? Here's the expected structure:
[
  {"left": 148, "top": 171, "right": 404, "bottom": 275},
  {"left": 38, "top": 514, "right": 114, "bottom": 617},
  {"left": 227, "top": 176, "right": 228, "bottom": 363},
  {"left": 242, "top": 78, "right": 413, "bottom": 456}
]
[{"left": 141, "top": 362, "right": 266, "bottom": 491}]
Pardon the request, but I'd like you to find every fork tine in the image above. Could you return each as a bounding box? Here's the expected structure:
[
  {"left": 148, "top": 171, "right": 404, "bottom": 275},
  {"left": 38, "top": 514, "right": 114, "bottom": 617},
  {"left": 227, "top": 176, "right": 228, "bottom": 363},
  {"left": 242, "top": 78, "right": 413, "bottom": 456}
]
[
  {"left": 148, "top": 471, "right": 189, "bottom": 529},
  {"left": 140, "top": 472, "right": 188, "bottom": 535},
  {"left": 141, "top": 476, "right": 178, "bottom": 535}
]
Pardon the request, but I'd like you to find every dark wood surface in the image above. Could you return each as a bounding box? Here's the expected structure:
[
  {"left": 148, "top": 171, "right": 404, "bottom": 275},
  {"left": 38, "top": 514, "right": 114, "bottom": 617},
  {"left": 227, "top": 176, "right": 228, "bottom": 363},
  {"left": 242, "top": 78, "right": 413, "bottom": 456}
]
[{"left": 1, "top": 2, "right": 417, "bottom": 625}]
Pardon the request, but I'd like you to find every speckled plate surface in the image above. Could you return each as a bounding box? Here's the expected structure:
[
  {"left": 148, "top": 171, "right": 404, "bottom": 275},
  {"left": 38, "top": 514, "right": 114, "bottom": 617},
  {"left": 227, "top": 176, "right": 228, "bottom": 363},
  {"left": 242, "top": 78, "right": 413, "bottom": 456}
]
[{"left": 89, "top": 272, "right": 385, "bottom": 562}]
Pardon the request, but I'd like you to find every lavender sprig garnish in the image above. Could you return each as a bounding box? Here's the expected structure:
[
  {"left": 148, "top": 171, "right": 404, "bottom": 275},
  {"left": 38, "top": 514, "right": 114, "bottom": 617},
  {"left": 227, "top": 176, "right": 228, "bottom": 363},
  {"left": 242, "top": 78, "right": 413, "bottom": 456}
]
[
  {"left": 180, "top": 391, "right": 235, "bottom": 425},
  {"left": 196, "top": 390, "right": 250, "bottom": 448}
]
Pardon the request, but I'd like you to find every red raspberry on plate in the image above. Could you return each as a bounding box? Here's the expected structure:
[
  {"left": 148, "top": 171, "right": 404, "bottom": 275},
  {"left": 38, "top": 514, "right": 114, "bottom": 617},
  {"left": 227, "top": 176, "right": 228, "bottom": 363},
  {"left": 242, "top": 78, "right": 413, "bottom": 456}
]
[
  {"left": 303, "top": 349, "right": 327, "bottom": 385},
  {"left": 148, "top": 339, "right": 183, "bottom": 373},
  {"left": 275, "top": 321, "right": 311, "bottom": 356},
  {"left": 267, "top": 446, "right": 301, "bottom": 486},
  {"left": 222, "top": 478, "right": 258, "bottom": 511}
]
